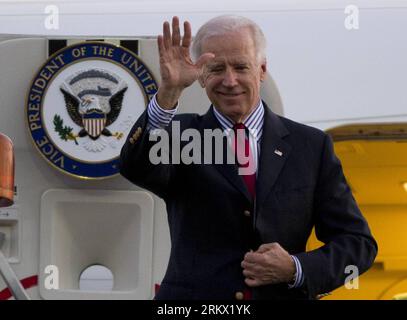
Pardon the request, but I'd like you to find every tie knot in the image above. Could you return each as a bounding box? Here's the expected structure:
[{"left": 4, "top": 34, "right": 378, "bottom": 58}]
[{"left": 233, "top": 123, "right": 246, "bottom": 131}]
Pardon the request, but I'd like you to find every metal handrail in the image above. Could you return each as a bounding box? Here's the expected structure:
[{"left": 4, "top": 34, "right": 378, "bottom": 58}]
[
  {"left": 0, "top": 233, "right": 30, "bottom": 300},
  {"left": 0, "top": 132, "right": 30, "bottom": 300}
]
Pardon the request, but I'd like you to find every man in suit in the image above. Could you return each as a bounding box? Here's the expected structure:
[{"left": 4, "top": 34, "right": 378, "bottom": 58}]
[{"left": 120, "top": 15, "right": 377, "bottom": 300}]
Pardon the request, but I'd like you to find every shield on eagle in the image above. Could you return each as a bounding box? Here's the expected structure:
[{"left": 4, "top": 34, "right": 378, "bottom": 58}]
[{"left": 82, "top": 109, "right": 107, "bottom": 139}]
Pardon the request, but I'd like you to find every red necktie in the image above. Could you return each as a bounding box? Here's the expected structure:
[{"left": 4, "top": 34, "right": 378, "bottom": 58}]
[
  {"left": 233, "top": 124, "right": 256, "bottom": 300},
  {"left": 233, "top": 123, "right": 256, "bottom": 199}
]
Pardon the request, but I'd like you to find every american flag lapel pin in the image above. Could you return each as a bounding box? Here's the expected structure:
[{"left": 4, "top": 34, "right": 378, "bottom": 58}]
[{"left": 274, "top": 149, "right": 283, "bottom": 157}]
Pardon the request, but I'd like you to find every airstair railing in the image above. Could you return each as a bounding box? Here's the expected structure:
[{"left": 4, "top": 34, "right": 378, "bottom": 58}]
[{"left": 0, "top": 132, "right": 30, "bottom": 300}]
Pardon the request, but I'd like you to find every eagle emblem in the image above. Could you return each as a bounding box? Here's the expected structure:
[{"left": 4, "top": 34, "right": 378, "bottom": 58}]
[
  {"left": 55, "top": 69, "right": 129, "bottom": 152},
  {"left": 27, "top": 41, "right": 157, "bottom": 179}
]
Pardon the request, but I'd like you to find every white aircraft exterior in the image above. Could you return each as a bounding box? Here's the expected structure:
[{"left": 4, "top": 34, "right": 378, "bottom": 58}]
[{"left": 0, "top": 0, "right": 406, "bottom": 300}]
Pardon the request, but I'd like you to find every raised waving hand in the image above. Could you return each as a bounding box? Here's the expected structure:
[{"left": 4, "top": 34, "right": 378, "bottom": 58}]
[{"left": 156, "top": 16, "right": 215, "bottom": 109}]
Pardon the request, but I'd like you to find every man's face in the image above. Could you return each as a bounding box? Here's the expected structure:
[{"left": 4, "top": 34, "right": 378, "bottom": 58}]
[{"left": 199, "top": 28, "right": 266, "bottom": 123}]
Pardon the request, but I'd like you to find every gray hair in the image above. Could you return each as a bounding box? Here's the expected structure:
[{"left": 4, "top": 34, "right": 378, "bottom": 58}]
[{"left": 192, "top": 15, "right": 267, "bottom": 63}]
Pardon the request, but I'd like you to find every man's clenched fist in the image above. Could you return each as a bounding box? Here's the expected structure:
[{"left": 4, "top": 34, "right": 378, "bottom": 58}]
[{"left": 241, "top": 242, "right": 296, "bottom": 287}]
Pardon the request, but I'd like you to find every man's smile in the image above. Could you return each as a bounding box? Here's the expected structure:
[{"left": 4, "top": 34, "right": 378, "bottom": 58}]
[{"left": 216, "top": 91, "right": 245, "bottom": 97}]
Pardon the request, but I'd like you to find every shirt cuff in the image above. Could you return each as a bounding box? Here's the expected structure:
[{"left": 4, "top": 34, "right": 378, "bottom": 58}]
[
  {"left": 147, "top": 94, "right": 178, "bottom": 131},
  {"left": 288, "top": 255, "right": 305, "bottom": 289}
]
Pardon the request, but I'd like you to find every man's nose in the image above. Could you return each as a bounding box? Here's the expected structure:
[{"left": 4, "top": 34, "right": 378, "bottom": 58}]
[{"left": 222, "top": 69, "right": 238, "bottom": 87}]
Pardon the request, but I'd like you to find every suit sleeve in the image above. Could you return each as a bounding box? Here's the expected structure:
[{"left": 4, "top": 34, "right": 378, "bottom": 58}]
[
  {"left": 295, "top": 133, "right": 378, "bottom": 299},
  {"left": 119, "top": 107, "right": 175, "bottom": 200}
]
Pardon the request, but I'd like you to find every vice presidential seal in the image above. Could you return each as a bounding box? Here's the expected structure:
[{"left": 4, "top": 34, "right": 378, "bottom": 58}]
[{"left": 26, "top": 42, "right": 158, "bottom": 179}]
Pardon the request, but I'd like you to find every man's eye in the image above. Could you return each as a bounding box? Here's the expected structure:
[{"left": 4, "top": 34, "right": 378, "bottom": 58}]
[
  {"left": 235, "top": 65, "right": 249, "bottom": 70},
  {"left": 209, "top": 67, "right": 223, "bottom": 72}
]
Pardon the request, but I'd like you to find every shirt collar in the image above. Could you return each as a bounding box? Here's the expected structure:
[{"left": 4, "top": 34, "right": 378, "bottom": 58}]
[{"left": 212, "top": 100, "right": 265, "bottom": 142}]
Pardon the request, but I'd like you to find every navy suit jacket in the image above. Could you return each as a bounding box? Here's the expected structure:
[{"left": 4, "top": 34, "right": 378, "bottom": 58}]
[{"left": 119, "top": 102, "right": 377, "bottom": 300}]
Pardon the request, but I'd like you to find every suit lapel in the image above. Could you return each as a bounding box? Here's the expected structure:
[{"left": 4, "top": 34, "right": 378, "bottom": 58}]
[
  {"left": 255, "top": 104, "right": 291, "bottom": 211},
  {"left": 200, "top": 106, "right": 252, "bottom": 203},
  {"left": 199, "top": 103, "right": 291, "bottom": 206}
]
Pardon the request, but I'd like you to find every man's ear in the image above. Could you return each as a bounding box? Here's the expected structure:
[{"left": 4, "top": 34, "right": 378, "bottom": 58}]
[
  {"left": 198, "top": 75, "right": 205, "bottom": 88},
  {"left": 260, "top": 60, "right": 267, "bottom": 82}
]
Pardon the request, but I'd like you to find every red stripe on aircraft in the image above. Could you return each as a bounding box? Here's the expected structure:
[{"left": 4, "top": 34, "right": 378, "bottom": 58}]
[{"left": 0, "top": 275, "right": 38, "bottom": 300}]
